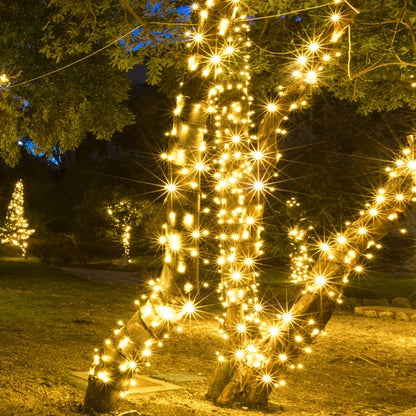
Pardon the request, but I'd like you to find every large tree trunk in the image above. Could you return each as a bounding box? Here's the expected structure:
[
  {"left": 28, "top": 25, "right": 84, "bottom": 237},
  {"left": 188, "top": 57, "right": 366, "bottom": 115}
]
[{"left": 84, "top": 0, "right": 365, "bottom": 412}]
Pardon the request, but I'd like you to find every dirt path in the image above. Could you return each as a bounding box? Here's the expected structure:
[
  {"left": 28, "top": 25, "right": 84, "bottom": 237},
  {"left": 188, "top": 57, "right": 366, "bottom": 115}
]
[{"left": 60, "top": 266, "right": 143, "bottom": 286}]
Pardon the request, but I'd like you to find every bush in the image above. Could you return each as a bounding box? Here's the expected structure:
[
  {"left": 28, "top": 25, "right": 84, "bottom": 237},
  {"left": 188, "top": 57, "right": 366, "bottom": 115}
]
[
  {"left": 72, "top": 239, "right": 120, "bottom": 265},
  {"left": 29, "top": 234, "right": 75, "bottom": 265}
]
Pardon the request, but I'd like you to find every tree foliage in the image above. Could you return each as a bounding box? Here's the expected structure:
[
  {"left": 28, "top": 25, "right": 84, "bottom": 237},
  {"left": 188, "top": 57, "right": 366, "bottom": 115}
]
[
  {"left": 0, "top": 0, "right": 135, "bottom": 165},
  {"left": 327, "top": 0, "right": 416, "bottom": 113},
  {"left": 1, "top": 0, "right": 415, "bottom": 166}
]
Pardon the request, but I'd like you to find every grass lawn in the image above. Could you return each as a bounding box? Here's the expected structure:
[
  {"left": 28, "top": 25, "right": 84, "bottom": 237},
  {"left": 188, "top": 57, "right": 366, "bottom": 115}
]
[
  {"left": 1, "top": 261, "right": 416, "bottom": 416},
  {"left": 260, "top": 266, "right": 416, "bottom": 301},
  {"left": 0, "top": 261, "right": 138, "bottom": 415},
  {"left": 343, "top": 270, "right": 416, "bottom": 300}
]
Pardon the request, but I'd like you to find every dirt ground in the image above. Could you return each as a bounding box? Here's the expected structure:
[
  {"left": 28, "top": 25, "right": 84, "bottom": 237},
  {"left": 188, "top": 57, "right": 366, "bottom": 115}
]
[{"left": 1, "top": 311, "right": 415, "bottom": 416}]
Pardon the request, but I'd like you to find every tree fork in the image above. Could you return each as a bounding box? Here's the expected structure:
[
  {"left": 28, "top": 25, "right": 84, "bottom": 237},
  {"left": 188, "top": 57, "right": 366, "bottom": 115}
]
[{"left": 208, "top": 135, "right": 415, "bottom": 410}]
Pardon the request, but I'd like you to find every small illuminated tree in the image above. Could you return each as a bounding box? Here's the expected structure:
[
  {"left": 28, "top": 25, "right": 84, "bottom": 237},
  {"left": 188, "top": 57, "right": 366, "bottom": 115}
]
[
  {"left": 0, "top": 180, "right": 35, "bottom": 257},
  {"left": 107, "top": 200, "right": 146, "bottom": 263}
]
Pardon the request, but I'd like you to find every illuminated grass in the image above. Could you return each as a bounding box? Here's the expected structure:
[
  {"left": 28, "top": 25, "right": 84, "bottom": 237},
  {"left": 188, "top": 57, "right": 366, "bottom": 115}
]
[{"left": 0, "top": 261, "right": 138, "bottom": 344}]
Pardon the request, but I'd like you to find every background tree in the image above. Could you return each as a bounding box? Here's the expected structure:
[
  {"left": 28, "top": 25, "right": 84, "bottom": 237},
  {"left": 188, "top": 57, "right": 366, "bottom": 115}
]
[{"left": 107, "top": 199, "right": 149, "bottom": 262}]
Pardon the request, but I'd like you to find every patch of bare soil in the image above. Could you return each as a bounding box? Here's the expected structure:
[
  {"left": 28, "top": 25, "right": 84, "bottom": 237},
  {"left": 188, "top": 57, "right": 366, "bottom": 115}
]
[{"left": 0, "top": 312, "right": 415, "bottom": 416}]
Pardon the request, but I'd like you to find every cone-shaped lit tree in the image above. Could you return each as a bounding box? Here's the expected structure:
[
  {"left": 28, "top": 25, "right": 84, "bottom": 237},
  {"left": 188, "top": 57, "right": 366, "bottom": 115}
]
[
  {"left": 84, "top": 0, "right": 416, "bottom": 413},
  {"left": 0, "top": 180, "right": 35, "bottom": 257}
]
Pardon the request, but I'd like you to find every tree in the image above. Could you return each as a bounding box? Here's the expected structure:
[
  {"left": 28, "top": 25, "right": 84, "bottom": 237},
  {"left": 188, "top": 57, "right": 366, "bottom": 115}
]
[
  {"left": 107, "top": 199, "right": 149, "bottom": 262},
  {"left": 83, "top": 0, "right": 362, "bottom": 412},
  {"left": 0, "top": 180, "right": 35, "bottom": 256}
]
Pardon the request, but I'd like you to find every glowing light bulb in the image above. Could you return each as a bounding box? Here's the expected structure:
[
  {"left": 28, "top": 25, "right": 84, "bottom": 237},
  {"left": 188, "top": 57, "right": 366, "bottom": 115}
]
[
  {"left": 235, "top": 350, "right": 244, "bottom": 359},
  {"left": 188, "top": 56, "right": 198, "bottom": 71},
  {"left": 320, "top": 243, "right": 330, "bottom": 252},
  {"left": 337, "top": 235, "right": 347, "bottom": 244},
  {"left": 254, "top": 303, "right": 262, "bottom": 312},
  {"left": 246, "top": 344, "right": 257, "bottom": 353},
  {"left": 119, "top": 337, "right": 130, "bottom": 349},
  {"left": 170, "top": 234, "right": 181, "bottom": 251},
  {"left": 97, "top": 371, "right": 110, "bottom": 383},
  {"left": 0, "top": 74, "right": 9, "bottom": 83},
  {"left": 211, "top": 54, "right": 221, "bottom": 64},
  {"left": 165, "top": 183, "right": 177, "bottom": 193},
  {"left": 237, "top": 323, "right": 246, "bottom": 333},
  {"left": 184, "top": 282, "right": 193, "bottom": 293},
  {"left": 262, "top": 374, "right": 272, "bottom": 383},
  {"left": 369, "top": 208, "right": 378, "bottom": 217},
  {"left": 309, "top": 42, "right": 319, "bottom": 52},
  {"left": 252, "top": 151, "right": 264, "bottom": 160},
  {"left": 224, "top": 46, "right": 234, "bottom": 55},
  {"left": 297, "top": 56, "right": 307, "bottom": 65},
  {"left": 253, "top": 181, "right": 264, "bottom": 191},
  {"left": 315, "top": 275, "right": 326, "bottom": 287},
  {"left": 266, "top": 103, "right": 278, "bottom": 112},
  {"left": 270, "top": 327, "right": 279, "bottom": 336},
  {"left": 195, "top": 162, "right": 205, "bottom": 171},
  {"left": 184, "top": 214, "right": 194, "bottom": 227},
  {"left": 182, "top": 301, "right": 195, "bottom": 314},
  {"left": 282, "top": 313, "right": 293, "bottom": 322},
  {"left": 194, "top": 33, "right": 203, "bottom": 42},
  {"left": 305, "top": 70, "right": 317, "bottom": 84},
  {"left": 219, "top": 19, "right": 229, "bottom": 35},
  {"left": 244, "top": 258, "right": 254, "bottom": 266},
  {"left": 408, "top": 160, "right": 416, "bottom": 169},
  {"left": 231, "top": 272, "right": 242, "bottom": 280}
]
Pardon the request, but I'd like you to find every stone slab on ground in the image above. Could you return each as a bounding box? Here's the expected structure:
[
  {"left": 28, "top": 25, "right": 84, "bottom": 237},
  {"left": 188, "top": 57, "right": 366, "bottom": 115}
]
[
  {"left": 354, "top": 305, "right": 416, "bottom": 321},
  {"left": 66, "top": 371, "right": 182, "bottom": 395},
  {"left": 151, "top": 372, "right": 206, "bottom": 383},
  {"left": 393, "top": 407, "right": 416, "bottom": 416}
]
